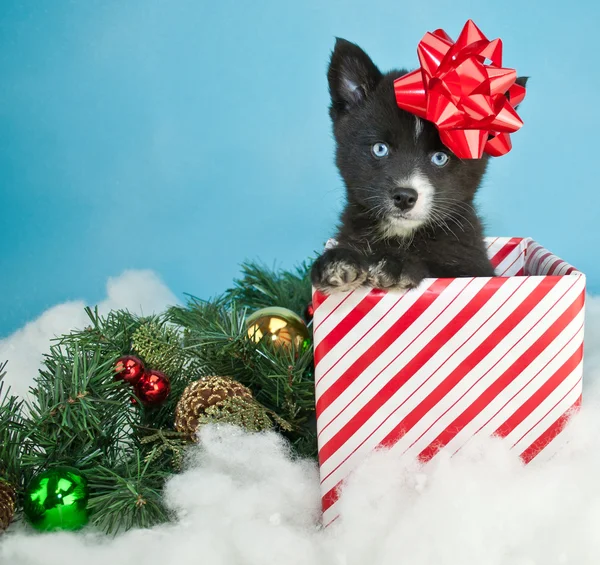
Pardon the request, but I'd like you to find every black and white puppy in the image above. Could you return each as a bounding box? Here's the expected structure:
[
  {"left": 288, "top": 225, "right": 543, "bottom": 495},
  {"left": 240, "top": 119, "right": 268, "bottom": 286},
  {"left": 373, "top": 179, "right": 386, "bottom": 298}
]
[{"left": 311, "top": 38, "right": 527, "bottom": 294}]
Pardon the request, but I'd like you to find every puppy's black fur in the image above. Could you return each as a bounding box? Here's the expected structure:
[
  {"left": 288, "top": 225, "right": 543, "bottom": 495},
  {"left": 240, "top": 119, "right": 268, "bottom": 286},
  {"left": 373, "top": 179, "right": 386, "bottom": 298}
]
[{"left": 311, "top": 38, "right": 527, "bottom": 293}]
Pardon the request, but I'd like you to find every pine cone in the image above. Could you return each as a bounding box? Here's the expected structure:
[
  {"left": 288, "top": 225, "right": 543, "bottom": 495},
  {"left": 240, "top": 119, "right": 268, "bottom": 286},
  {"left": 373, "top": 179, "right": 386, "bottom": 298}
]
[
  {"left": 174, "top": 376, "right": 253, "bottom": 437},
  {"left": 0, "top": 479, "right": 16, "bottom": 533}
]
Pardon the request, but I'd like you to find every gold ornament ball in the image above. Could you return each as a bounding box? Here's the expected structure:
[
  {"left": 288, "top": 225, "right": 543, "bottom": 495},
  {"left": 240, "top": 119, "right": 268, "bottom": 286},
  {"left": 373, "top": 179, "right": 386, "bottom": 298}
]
[
  {"left": 245, "top": 306, "right": 310, "bottom": 352},
  {"left": 174, "top": 376, "right": 253, "bottom": 437}
]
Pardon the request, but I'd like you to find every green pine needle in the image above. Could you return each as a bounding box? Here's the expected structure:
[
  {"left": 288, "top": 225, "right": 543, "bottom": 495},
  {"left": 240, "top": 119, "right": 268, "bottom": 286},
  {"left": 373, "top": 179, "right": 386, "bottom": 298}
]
[
  {"left": 0, "top": 362, "right": 26, "bottom": 487},
  {"left": 87, "top": 455, "right": 170, "bottom": 535},
  {"left": 224, "top": 260, "right": 313, "bottom": 315}
]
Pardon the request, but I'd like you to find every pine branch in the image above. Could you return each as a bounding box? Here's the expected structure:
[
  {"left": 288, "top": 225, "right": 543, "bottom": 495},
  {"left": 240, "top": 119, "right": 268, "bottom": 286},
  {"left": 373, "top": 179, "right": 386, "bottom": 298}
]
[
  {"left": 224, "top": 260, "right": 313, "bottom": 314},
  {"left": 168, "top": 299, "right": 254, "bottom": 380},
  {"left": 86, "top": 454, "right": 170, "bottom": 535},
  {"left": 0, "top": 362, "right": 26, "bottom": 486},
  {"left": 18, "top": 327, "right": 183, "bottom": 533},
  {"left": 131, "top": 321, "right": 203, "bottom": 379},
  {"left": 139, "top": 427, "right": 191, "bottom": 471},
  {"left": 21, "top": 345, "right": 137, "bottom": 473}
]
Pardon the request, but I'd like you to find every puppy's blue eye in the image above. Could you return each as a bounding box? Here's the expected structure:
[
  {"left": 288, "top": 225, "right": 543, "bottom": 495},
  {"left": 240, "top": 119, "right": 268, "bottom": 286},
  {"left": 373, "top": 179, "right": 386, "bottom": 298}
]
[
  {"left": 431, "top": 151, "right": 449, "bottom": 167},
  {"left": 371, "top": 142, "right": 389, "bottom": 158}
]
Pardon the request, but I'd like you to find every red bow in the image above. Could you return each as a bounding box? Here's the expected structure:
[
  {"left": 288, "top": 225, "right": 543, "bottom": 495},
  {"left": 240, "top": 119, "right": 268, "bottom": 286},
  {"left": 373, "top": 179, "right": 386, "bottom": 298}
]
[{"left": 394, "top": 19, "right": 525, "bottom": 159}]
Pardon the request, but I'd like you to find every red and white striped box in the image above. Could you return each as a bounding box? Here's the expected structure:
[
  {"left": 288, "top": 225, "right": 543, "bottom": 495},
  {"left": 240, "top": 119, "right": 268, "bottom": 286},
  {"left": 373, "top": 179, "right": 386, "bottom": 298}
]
[{"left": 313, "top": 237, "right": 586, "bottom": 525}]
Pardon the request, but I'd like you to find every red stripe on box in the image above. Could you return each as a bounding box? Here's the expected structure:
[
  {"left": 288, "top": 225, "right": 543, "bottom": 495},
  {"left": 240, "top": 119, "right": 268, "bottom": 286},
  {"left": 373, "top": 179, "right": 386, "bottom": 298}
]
[
  {"left": 322, "top": 484, "right": 342, "bottom": 513},
  {"left": 313, "top": 290, "right": 356, "bottom": 333},
  {"left": 489, "top": 237, "right": 522, "bottom": 267},
  {"left": 312, "top": 290, "right": 329, "bottom": 312},
  {"left": 314, "top": 290, "right": 387, "bottom": 367},
  {"left": 416, "top": 282, "right": 582, "bottom": 461},
  {"left": 322, "top": 485, "right": 340, "bottom": 513},
  {"left": 546, "top": 258, "right": 564, "bottom": 276},
  {"left": 519, "top": 395, "right": 582, "bottom": 464},
  {"left": 321, "top": 481, "right": 343, "bottom": 512},
  {"left": 377, "top": 276, "right": 559, "bottom": 454},
  {"left": 315, "top": 278, "right": 455, "bottom": 421},
  {"left": 318, "top": 278, "right": 506, "bottom": 465},
  {"left": 424, "top": 332, "right": 581, "bottom": 462}
]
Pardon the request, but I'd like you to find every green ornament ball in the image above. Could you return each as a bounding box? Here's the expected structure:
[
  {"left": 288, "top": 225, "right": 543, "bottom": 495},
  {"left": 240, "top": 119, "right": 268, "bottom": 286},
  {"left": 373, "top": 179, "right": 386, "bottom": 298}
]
[{"left": 23, "top": 466, "right": 90, "bottom": 532}]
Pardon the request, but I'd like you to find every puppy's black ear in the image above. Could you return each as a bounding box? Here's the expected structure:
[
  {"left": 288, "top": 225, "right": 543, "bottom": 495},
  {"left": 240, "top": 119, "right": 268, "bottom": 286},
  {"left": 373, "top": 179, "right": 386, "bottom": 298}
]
[
  {"left": 515, "top": 76, "right": 528, "bottom": 88},
  {"left": 328, "top": 38, "right": 382, "bottom": 118}
]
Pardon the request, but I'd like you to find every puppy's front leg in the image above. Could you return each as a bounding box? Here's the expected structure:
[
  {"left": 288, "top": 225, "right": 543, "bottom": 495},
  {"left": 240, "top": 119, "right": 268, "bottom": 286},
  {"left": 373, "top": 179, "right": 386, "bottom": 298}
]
[
  {"left": 311, "top": 247, "right": 368, "bottom": 294},
  {"left": 367, "top": 255, "right": 429, "bottom": 291}
]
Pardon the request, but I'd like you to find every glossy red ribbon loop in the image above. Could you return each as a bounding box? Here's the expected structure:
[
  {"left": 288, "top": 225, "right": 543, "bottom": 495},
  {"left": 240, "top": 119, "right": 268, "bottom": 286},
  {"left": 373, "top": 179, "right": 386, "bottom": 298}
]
[{"left": 394, "top": 20, "right": 525, "bottom": 159}]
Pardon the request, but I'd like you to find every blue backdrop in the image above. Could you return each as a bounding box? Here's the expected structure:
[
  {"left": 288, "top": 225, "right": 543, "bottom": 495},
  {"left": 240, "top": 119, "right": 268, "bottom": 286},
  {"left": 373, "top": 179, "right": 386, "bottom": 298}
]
[{"left": 1, "top": 0, "right": 598, "bottom": 336}]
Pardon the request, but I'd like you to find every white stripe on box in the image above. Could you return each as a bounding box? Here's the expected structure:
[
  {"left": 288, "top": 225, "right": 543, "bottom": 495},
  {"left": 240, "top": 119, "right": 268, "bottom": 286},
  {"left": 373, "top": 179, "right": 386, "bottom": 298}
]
[{"left": 486, "top": 236, "right": 500, "bottom": 250}]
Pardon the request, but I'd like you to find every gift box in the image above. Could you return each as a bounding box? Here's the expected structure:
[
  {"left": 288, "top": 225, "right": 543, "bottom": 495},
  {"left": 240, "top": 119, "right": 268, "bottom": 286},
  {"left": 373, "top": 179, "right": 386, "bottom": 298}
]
[{"left": 312, "top": 237, "right": 586, "bottom": 525}]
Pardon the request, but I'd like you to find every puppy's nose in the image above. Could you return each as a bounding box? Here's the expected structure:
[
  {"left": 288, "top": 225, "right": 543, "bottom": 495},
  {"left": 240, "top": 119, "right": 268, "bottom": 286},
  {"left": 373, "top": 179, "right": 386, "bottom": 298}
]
[{"left": 392, "top": 187, "right": 418, "bottom": 211}]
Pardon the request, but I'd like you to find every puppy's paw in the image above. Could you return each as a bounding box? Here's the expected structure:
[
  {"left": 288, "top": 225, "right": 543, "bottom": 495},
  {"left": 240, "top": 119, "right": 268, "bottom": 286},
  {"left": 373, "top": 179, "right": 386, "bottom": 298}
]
[
  {"left": 311, "top": 248, "right": 368, "bottom": 294},
  {"left": 367, "top": 258, "right": 427, "bottom": 291}
]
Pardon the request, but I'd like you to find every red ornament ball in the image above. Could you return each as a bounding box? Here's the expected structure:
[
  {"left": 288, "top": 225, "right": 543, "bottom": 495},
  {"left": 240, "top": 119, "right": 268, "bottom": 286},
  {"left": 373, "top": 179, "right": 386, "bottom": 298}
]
[
  {"left": 304, "top": 302, "right": 314, "bottom": 323},
  {"left": 114, "top": 356, "right": 145, "bottom": 384},
  {"left": 134, "top": 370, "right": 171, "bottom": 406}
]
